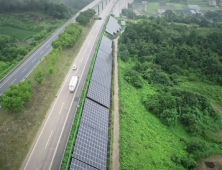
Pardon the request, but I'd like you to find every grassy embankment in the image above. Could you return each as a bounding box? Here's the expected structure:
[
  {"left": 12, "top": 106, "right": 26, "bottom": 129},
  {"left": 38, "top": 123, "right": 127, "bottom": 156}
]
[
  {"left": 0, "top": 25, "right": 92, "bottom": 170},
  {"left": 119, "top": 59, "right": 222, "bottom": 169}
]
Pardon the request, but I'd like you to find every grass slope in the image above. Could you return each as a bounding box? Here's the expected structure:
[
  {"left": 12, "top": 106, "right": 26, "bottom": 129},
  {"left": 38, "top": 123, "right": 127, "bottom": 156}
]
[
  {"left": 119, "top": 60, "right": 187, "bottom": 170},
  {"left": 0, "top": 26, "right": 36, "bottom": 41}
]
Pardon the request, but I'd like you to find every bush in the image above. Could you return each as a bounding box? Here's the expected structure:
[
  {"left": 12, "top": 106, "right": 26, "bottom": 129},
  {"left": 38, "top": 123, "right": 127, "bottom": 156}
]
[
  {"left": 76, "top": 9, "right": 96, "bottom": 26},
  {"left": 124, "top": 70, "right": 143, "bottom": 88}
]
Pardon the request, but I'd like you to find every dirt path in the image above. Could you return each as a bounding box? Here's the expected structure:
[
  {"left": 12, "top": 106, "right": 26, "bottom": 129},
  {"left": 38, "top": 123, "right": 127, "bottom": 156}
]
[{"left": 112, "top": 37, "right": 120, "bottom": 170}]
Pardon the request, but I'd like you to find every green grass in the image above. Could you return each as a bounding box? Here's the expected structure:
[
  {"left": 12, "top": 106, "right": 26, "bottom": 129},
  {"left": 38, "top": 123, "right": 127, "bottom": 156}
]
[
  {"left": 147, "top": 3, "right": 160, "bottom": 12},
  {"left": 119, "top": 60, "right": 188, "bottom": 170},
  {"left": 166, "top": 3, "right": 184, "bottom": 9},
  {"left": 178, "top": 81, "right": 222, "bottom": 107},
  {"left": 0, "top": 26, "right": 36, "bottom": 41}
]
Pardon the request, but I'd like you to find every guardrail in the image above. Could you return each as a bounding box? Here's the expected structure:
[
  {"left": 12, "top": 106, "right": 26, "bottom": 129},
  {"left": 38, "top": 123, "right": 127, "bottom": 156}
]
[{"left": 63, "top": 15, "right": 110, "bottom": 170}]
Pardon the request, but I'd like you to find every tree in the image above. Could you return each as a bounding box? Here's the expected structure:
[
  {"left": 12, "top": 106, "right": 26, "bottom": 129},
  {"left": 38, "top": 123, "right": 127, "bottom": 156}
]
[{"left": 35, "top": 71, "right": 44, "bottom": 84}]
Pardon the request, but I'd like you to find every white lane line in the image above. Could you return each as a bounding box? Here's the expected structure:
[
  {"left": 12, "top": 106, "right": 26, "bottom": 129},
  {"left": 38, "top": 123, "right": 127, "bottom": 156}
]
[
  {"left": 45, "top": 131, "right": 53, "bottom": 149},
  {"left": 49, "top": 20, "right": 102, "bottom": 170},
  {"left": 31, "top": 58, "right": 36, "bottom": 63},
  {"left": 40, "top": 51, "right": 43, "bottom": 55},
  {"left": 46, "top": 45, "right": 50, "bottom": 48},
  {"left": 22, "top": 68, "right": 27, "bottom": 73},
  {"left": 59, "top": 102, "right": 65, "bottom": 115},
  {"left": 11, "top": 79, "right": 16, "bottom": 85}
]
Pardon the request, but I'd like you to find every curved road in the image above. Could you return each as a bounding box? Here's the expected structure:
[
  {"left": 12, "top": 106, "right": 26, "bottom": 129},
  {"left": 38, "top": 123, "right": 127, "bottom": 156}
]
[{"left": 20, "top": 1, "right": 117, "bottom": 170}]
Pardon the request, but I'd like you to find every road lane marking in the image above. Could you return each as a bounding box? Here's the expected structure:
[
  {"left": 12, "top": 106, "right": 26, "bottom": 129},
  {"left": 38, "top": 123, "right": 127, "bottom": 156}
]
[
  {"left": 22, "top": 68, "right": 27, "bottom": 73},
  {"left": 11, "top": 79, "right": 16, "bottom": 85},
  {"left": 40, "top": 51, "right": 43, "bottom": 55},
  {"left": 49, "top": 19, "right": 104, "bottom": 170},
  {"left": 0, "top": 9, "right": 84, "bottom": 89},
  {"left": 45, "top": 131, "right": 53, "bottom": 149},
  {"left": 46, "top": 45, "right": 50, "bottom": 48},
  {"left": 24, "top": 5, "right": 109, "bottom": 169},
  {"left": 59, "top": 102, "right": 65, "bottom": 115},
  {"left": 31, "top": 58, "right": 36, "bottom": 63}
]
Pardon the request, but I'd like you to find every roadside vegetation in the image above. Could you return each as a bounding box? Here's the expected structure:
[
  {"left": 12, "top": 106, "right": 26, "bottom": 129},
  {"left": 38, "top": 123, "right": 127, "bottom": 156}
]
[
  {"left": 0, "top": 22, "right": 91, "bottom": 169},
  {"left": 119, "top": 14, "right": 222, "bottom": 169},
  {"left": 76, "top": 9, "right": 96, "bottom": 26},
  {"left": 0, "top": 0, "right": 94, "bottom": 80}
]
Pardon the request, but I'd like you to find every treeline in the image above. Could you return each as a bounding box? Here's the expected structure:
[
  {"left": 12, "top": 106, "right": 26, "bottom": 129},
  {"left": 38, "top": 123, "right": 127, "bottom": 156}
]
[
  {"left": 120, "top": 18, "right": 222, "bottom": 86},
  {"left": 119, "top": 17, "right": 222, "bottom": 169},
  {"left": 76, "top": 9, "right": 96, "bottom": 26},
  {"left": 0, "top": 23, "right": 82, "bottom": 111},
  {"left": 0, "top": 1, "right": 74, "bottom": 19}
]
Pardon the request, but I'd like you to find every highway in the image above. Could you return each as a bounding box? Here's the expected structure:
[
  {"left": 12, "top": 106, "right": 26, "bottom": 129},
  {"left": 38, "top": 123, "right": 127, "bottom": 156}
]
[
  {"left": 20, "top": 1, "right": 117, "bottom": 170},
  {"left": 0, "top": 0, "right": 103, "bottom": 97}
]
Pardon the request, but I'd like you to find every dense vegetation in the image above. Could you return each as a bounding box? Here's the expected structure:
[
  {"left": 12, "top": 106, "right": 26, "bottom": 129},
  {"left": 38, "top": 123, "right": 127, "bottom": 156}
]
[
  {"left": 119, "top": 16, "right": 222, "bottom": 169},
  {"left": 1, "top": 23, "right": 82, "bottom": 111},
  {"left": 76, "top": 9, "right": 96, "bottom": 26}
]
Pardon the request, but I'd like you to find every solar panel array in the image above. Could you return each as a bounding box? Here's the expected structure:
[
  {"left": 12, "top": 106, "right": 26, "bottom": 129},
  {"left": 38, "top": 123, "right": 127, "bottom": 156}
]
[
  {"left": 70, "top": 36, "right": 113, "bottom": 170},
  {"left": 81, "top": 99, "right": 109, "bottom": 135},
  {"left": 88, "top": 36, "right": 112, "bottom": 108},
  {"left": 105, "top": 16, "right": 122, "bottom": 35}
]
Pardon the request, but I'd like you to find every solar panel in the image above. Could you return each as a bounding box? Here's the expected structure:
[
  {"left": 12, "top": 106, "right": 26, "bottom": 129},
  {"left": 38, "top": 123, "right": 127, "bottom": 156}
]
[
  {"left": 81, "top": 99, "right": 109, "bottom": 133},
  {"left": 97, "top": 49, "right": 112, "bottom": 64},
  {"left": 94, "top": 57, "right": 112, "bottom": 74},
  {"left": 70, "top": 159, "right": 97, "bottom": 170},
  {"left": 87, "top": 81, "right": 111, "bottom": 108},
  {"left": 105, "top": 16, "right": 122, "bottom": 35},
  {"left": 91, "top": 68, "right": 111, "bottom": 88},
  {"left": 73, "top": 124, "right": 108, "bottom": 170},
  {"left": 99, "top": 36, "right": 112, "bottom": 54}
]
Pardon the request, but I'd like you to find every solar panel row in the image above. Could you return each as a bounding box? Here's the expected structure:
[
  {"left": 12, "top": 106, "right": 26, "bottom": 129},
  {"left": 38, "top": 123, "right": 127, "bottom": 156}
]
[
  {"left": 105, "top": 16, "right": 122, "bottom": 35},
  {"left": 88, "top": 36, "right": 113, "bottom": 107},
  {"left": 70, "top": 36, "right": 113, "bottom": 170}
]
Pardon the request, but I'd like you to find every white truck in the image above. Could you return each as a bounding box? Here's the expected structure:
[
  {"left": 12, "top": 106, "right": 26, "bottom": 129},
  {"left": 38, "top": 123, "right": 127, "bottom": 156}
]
[{"left": 69, "top": 76, "right": 78, "bottom": 92}]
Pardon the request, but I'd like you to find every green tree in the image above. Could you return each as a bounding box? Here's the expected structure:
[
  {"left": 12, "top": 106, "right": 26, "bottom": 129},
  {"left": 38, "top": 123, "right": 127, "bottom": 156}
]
[{"left": 35, "top": 71, "right": 45, "bottom": 84}]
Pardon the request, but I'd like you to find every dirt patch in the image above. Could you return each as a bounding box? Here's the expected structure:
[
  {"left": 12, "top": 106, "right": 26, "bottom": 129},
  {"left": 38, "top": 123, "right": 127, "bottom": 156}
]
[
  {"left": 198, "top": 155, "right": 222, "bottom": 170},
  {"left": 213, "top": 104, "right": 222, "bottom": 113}
]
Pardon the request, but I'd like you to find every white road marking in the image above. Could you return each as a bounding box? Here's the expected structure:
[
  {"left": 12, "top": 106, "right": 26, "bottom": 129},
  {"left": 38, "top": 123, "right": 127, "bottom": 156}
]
[
  {"left": 45, "top": 131, "right": 53, "bottom": 149},
  {"left": 31, "top": 58, "right": 36, "bottom": 63},
  {"left": 11, "top": 79, "right": 16, "bottom": 85},
  {"left": 49, "top": 20, "right": 102, "bottom": 170},
  {"left": 22, "top": 68, "right": 27, "bottom": 73},
  {"left": 46, "top": 45, "right": 50, "bottom": 48},
  {"left": 40, "top": 51, "right": 43, "bottom": 55},
  {"left": 59, "top": 102, "right": 65, "bottom": 115}
]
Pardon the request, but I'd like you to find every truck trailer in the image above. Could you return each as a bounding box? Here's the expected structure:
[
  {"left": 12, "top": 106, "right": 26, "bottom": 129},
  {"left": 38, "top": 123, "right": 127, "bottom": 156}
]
[{"left": 69, "top": 76, "right": 78, "bottom": 92}]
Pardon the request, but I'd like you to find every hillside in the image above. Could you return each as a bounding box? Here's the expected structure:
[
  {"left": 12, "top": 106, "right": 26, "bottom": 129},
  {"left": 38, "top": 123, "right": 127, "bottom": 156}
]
[{"left": 119, "top": 16, "right": 222, "bottom": 170}]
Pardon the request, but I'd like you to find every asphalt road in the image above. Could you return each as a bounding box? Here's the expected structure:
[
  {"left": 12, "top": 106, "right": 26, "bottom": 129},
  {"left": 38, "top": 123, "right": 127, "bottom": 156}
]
[
  {"left": 0, "top": 0, "right": 103, "bottom": 98},
  {"left": 20, "top": 1, "right": 117, "bottom": 170}
]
